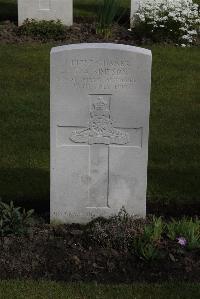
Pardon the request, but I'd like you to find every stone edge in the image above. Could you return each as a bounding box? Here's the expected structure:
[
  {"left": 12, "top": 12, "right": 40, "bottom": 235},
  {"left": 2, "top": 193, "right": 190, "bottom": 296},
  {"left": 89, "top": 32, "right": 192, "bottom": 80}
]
[{"left": 50, "top": 43, "right": 152, "bottom": 57}]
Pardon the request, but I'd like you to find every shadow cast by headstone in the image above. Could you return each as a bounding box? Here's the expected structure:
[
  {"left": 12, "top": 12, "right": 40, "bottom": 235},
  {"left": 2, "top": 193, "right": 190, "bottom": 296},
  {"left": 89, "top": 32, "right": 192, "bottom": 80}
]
[
  {"left": 0, "top": 167, "right": 49, "bottom": 215},
  {"left": 147, "top": 167, "right": 200, "bottom": 217},
  {"left": 0, "top": 165, "right": 199, "bottom": 220}
]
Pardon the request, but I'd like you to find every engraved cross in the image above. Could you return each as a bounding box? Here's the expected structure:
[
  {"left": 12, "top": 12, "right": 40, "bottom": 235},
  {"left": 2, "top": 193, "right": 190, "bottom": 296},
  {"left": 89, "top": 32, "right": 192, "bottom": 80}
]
[{"left": 60, "top": 94, "right": 133, "bottom": 209}]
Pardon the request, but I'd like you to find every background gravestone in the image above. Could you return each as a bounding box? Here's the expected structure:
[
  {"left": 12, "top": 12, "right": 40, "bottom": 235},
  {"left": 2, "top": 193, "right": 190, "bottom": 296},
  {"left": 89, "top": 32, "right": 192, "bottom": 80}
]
[
  {"left": 51, "top": 43, "right": 152, "bottom": 223},
  {"left": 18, "top": 0, "right": 73, "bottom": 26},
  {"left": 131, "top": 0, "right": 140, "bottom": 25}
]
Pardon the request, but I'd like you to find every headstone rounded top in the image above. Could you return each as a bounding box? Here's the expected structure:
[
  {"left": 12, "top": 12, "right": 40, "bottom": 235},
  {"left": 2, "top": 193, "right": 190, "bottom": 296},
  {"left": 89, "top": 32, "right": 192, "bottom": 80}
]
[{"left": 51, "top": 43, "right": 152, "bottom": 57}]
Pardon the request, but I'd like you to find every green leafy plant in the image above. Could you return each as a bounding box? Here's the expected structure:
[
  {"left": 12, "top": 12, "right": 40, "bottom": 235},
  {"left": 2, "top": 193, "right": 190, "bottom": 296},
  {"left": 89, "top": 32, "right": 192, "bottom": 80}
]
[
  {"left": 0, "top": 200, "right": 34, "bottom": 236},
  {"left": 134, "top": 238, "right": 162, "bottom": 261},
  {"left": 167, "top": 218, "right": 200, "bottom": 250},
  {"left": 96, "top": 0, "right": 124, "bottom": 38},
  {"left": 17, "top": 19, "right": 67, "bottom": 41},
  {"left": 133, "top": 217, "right": 165, "bottom": 261},
  {"left": 147, "top": 216, "right": 164, "bottom": 242}
]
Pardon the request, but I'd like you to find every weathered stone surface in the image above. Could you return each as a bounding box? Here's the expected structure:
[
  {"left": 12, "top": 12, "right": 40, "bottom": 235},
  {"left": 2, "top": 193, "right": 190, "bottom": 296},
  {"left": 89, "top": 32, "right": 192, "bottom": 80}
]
[
  {"left": 51, "top": 43, "right": 152, "bottom": 223},
  {"left": 18, "top": 0, "right": 73, "bottom": 26}
]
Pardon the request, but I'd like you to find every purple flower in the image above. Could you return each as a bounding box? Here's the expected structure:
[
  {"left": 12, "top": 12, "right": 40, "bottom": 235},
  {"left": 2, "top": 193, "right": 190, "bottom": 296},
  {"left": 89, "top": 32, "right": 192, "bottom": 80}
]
[{"left": 177, "top": 237, "right": 187, "bottom": 246}]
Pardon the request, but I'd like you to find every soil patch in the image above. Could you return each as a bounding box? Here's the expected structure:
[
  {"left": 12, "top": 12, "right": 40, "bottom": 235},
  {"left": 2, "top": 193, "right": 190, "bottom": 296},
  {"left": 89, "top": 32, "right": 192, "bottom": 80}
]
[
  {"left": 0, "top": 20, "right": 147, "bottom": 46},
  {"left": 0, "top": 221, "right": 199, "bottom": 283}
]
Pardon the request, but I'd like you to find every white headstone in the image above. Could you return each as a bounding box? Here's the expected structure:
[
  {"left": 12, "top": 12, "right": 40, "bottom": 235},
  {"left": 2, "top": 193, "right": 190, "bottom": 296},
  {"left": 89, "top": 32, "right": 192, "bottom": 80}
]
[
  {"left": 18, "top": 0, "right": 73, "bottom": 26},
  {"left": 50, "top": 43, "right": 152, "bottom": 223},
  {"left": 131, "top": 0, "right": 140, "bottom": 25}
]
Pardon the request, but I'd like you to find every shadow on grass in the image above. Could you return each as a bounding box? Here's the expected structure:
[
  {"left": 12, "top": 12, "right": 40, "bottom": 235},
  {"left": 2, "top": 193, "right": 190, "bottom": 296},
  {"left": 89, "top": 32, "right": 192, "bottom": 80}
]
[
  {"left": 0, "top": 168, "right": 49, "bottom": 215},
  {"left": 0, "top": 167, "right": 200, "bottom": 218},
  {"left": 147, "top": 167, "right": 200, "bottom": 217},
  {"left": 0, "top": 1, "right": 18, "bottom": 23},
  {"left": 148, "top": 167, "right": 200, "bottom": 200}
]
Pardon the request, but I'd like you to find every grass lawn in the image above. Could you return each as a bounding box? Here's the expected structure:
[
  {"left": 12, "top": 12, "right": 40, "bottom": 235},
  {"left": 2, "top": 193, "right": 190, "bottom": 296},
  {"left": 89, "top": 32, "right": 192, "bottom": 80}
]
[
  {"left": 0, "top": 281, "right": 200, "bottom": 299},
  {"left": 149, "top": 46, "right": 200, "bottom": 204},
  {"left": 0, "top": 44, "right": 199, "bottom": 211},
  {"left": 0, "top": 44, "right": 51, "bottom": 211},
  {"left": 0, "top": 0, "right": 200, "bottom": 212}
]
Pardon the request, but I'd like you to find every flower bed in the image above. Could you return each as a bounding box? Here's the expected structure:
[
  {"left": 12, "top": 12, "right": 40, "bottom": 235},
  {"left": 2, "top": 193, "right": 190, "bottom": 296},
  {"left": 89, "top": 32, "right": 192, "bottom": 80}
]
[
  {"left": 131, "top": 0, "right": 200, "bottom": 45},
  {"left": 0, "top": 14, "right": 199, "bottom": 45},
  {"left": 0, "top": 206, "right": 199, "bottom": 282}
]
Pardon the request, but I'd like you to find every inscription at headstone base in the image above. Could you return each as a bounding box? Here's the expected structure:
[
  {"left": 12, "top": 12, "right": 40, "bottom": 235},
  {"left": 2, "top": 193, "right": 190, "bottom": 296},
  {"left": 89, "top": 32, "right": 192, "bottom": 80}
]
[
  {"left": 51, "top": 43, "right": 152, "bottom": 223},
  {"left": 18, "top": 0, "right": 73, "bottom": 26}
]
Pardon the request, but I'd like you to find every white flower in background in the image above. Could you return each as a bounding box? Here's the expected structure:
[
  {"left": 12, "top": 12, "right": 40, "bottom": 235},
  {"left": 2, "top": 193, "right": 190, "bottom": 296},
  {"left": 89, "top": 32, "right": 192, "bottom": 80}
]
[{"left": 132, "top": 0, "right": 200, "bottom": 45}]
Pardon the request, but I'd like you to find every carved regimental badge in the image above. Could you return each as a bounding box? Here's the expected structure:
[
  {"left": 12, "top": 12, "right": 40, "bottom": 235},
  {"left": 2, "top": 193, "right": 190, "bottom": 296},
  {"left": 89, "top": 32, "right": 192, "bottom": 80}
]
[{"left": 70, "top": 96, "right": 130, "bottom": 145}]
